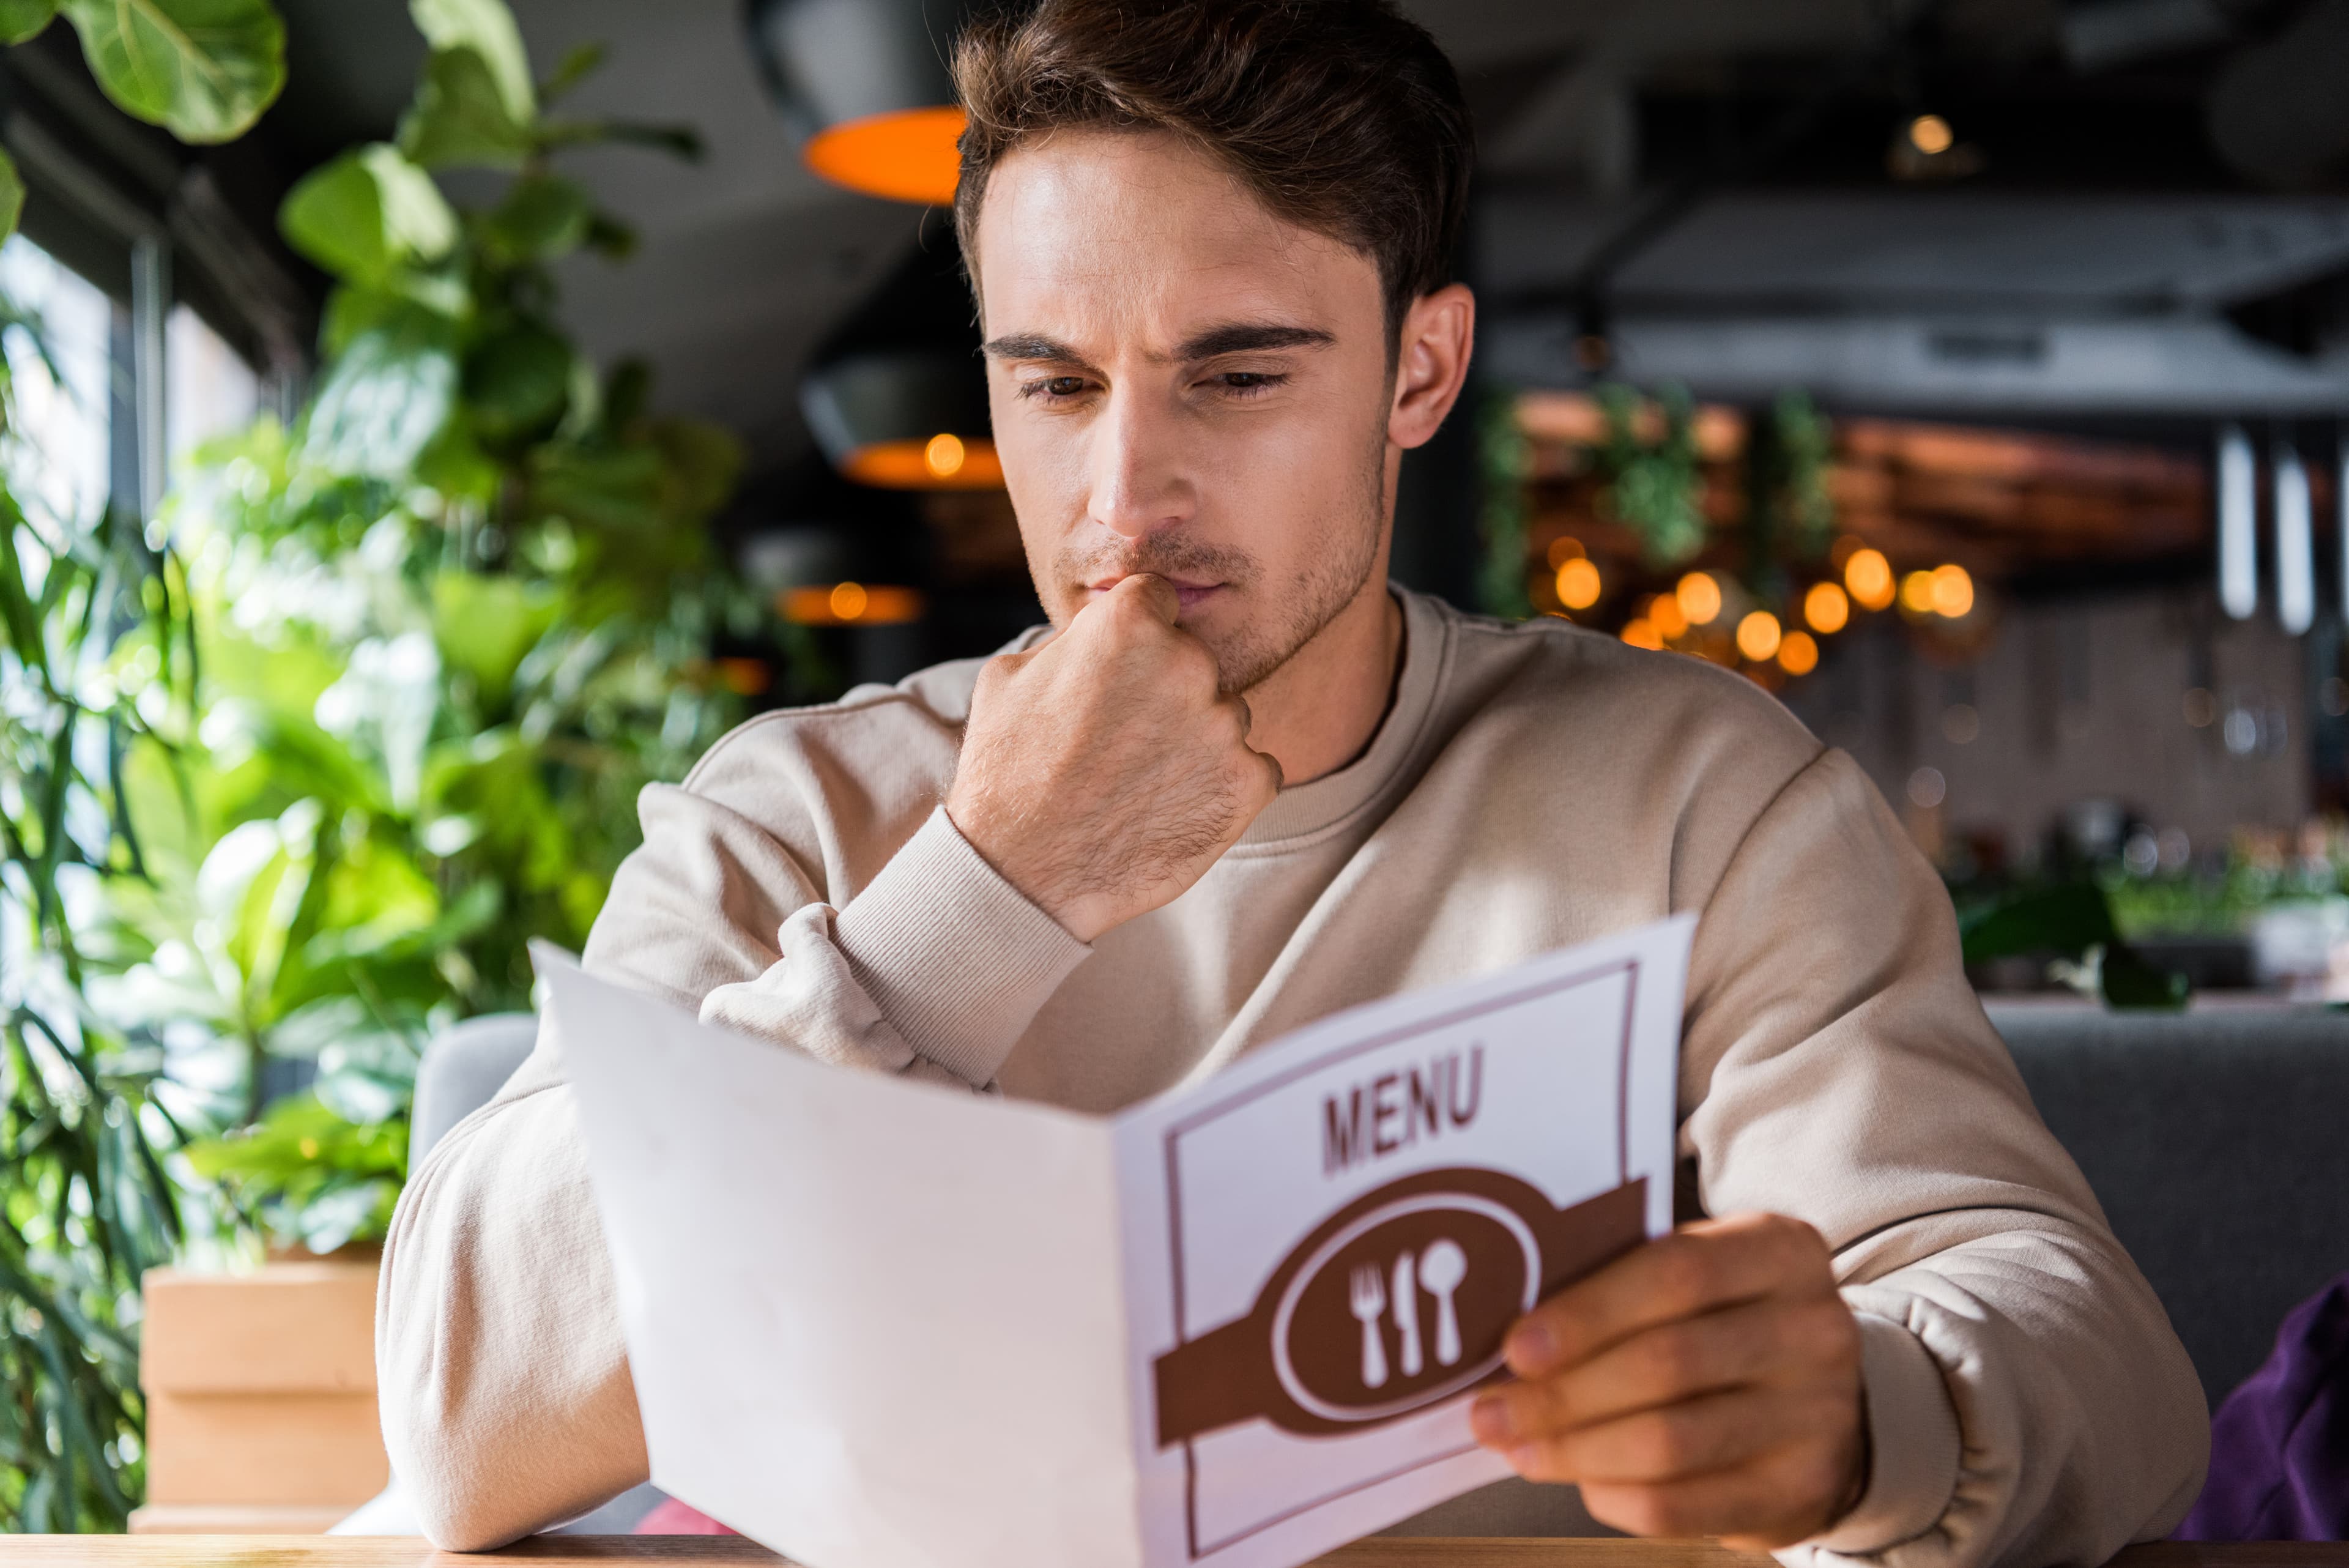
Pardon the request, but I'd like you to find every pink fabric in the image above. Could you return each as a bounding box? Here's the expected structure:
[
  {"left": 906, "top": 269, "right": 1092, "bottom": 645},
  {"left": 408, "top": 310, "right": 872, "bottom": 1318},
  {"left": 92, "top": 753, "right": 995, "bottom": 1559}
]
[{"left": 633, "top": 1497, "right": 738, "bottom": 1535}]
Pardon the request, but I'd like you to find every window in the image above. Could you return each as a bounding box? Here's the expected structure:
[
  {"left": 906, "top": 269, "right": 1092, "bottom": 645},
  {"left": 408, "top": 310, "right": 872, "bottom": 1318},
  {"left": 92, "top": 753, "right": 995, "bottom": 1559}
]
[
  {"left": 0, "top": 236, "right": 112, "bottom": 533},
  {"left": 168, "top": 300, "right": 261, "bottom": 478}
]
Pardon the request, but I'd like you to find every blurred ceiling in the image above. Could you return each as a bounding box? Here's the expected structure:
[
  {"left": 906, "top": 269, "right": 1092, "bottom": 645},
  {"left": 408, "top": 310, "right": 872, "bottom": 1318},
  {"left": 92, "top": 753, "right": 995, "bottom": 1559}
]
[{"left": 241, "top": 0, "right": 2349, "bottom": 466}]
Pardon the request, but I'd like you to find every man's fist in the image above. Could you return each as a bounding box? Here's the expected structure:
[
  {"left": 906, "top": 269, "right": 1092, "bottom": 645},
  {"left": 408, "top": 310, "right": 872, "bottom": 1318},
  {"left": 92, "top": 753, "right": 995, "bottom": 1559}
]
[
  {"left": 946, "top": 574, "right": 1283, "bottom": 943},
  {"left": 1469, "top": 1212, "right": 1867, "bottom": 1550}
]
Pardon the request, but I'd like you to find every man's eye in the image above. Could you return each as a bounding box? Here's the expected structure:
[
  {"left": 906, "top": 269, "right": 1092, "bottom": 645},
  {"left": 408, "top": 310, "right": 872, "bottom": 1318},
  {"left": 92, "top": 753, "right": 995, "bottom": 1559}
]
[
  {"left": 1022, "top": 376, "right": 1091, "bottom": 400},
  {"left": 1215, "top": 371, "right": 1285, "bottom": 395}
]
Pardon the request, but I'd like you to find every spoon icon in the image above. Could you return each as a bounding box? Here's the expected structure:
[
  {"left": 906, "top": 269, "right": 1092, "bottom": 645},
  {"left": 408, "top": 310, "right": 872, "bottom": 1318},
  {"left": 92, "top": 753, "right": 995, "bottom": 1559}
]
[{"left": 1419, "top": 1236, "right": 1468, "bottom": 1367}]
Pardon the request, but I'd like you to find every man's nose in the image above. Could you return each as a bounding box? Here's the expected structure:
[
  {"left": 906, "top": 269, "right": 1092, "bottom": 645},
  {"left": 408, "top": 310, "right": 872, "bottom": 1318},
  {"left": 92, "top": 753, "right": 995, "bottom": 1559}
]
[{"left": 1086, "top": 386, "right": 1193, "bottom": 541}]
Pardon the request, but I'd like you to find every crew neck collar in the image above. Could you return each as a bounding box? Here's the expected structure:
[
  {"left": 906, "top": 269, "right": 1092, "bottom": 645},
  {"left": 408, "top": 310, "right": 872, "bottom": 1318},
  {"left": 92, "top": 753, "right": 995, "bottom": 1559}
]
[{"left": 1234, "top": 585, "right": 1450, "bottom": 850}]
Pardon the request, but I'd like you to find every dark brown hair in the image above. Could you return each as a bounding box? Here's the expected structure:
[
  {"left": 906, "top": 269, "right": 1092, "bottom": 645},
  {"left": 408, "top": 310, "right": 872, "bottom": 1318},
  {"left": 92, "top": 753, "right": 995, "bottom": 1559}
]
[{"left": 951, "top": 0, "right": 1474, "bottom": 343}]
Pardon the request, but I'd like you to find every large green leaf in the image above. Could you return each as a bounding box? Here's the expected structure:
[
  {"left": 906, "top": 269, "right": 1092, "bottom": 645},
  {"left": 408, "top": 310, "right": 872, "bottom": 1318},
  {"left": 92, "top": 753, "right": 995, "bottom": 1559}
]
[
  {"left": 0, "top": 148, "right": 23, "bottom": 250},
  {"left": 301, "top": 303, "right": 461, "bottom": 478},
  {"left": 464, "top": 320, "right": 573, "bottom": 440},
  {"left": 431, "top": 570, "right": 555, "bottom": 708},
  {"left": 409, "top": 0, "right": 533, "bottom": 123},
  {"left": 61, "top": 0, "right": 286, "bottom": 144},
  {"left": 280, "top": 144, "right": 459, "bottom": 287},
  {"left": 398, "top": 45, "right": 534, "bottom": 170},
  {"left": 0, "top": 0, "right": 58, "bottom": 45},
  {"left": 481, "top": 175, "right": 591, "bottom": 263}
]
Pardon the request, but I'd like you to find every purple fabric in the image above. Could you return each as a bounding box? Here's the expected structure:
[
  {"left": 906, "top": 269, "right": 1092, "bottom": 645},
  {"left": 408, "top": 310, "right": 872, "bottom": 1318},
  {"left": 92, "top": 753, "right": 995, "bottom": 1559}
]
[{"left": 2179, "top": 1271, "right": 2349, "bottom": 1541}]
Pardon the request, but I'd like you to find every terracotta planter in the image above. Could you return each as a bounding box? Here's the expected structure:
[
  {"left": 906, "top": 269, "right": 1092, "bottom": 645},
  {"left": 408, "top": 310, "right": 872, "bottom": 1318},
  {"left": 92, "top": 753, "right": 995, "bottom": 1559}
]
[{"left": 128, "top": 1261, "right": 388, "bottom": 1534}]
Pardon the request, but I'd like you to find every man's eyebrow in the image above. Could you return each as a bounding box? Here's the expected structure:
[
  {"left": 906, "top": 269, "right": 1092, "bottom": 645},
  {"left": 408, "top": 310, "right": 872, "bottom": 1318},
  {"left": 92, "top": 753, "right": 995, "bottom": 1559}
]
[
  {"left": 982, "top": 333, "right": 1086, "bottom": 362},
  {"left": 1174, "top": 322, "right": 1336, "bottom": 360},
  {"left": 979, "top": 324, "right": 1338, "bottom": 365}
]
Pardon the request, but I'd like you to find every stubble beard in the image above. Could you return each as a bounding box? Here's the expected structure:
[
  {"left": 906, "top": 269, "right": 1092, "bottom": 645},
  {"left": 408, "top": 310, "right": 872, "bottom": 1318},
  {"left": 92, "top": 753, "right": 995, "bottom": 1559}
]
[{"left": 1046, "top": 436, "right": 1389, "bottom": 697}]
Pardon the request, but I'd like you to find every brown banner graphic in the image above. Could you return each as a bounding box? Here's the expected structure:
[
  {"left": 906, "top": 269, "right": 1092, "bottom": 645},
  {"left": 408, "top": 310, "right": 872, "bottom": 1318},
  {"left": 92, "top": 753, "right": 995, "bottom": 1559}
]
[{"left": 1154, "top": 1170, "right": 1648, "bottom": 1444}]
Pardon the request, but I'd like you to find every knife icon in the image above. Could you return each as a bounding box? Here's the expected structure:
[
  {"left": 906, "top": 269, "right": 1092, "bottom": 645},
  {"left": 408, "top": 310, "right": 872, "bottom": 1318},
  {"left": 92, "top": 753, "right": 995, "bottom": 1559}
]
[{"left": 1392, "top": 1249, "right": 1423, "bottom": 1378}]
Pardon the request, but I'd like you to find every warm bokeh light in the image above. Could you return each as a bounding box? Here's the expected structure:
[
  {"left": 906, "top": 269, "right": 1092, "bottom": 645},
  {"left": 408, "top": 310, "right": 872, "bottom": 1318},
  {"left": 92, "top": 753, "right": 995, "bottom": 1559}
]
[
  {"left": 1899, "top": 570, "right": 1937, "bottom": 614},
  {"left": 1803, "top": 581, "right": 1850, "bottom": 634},
  {"left": 1778, "top": 630, "right": 1819, "bottom": 675},
  {"left": 842, "top": 436, "right": 1004, "bottom": 489},
  {"left": 924, "top": 432, "right": 966, "bottom": 478},
  {"left": 1621, "top": 619, "right": 1663, "bottom": 650},
  {"left": 1556, "top": 557, "right": 1602, "bottom": 611},
  {"left": 1675, "top": 571, "right": 1723, "bottom": 626},
  {"left": 781, "top": 583, "right": 927, "bottom": 626},
  {"left": 1909, "top": 114, "right": 1954, "bottom": 155},
  {"left": 1844, "top": 548, "right": 1894, "bottom": 611},
  {"left": 803, "top": 105, "right": 968, "bottom": 205},
  {"left": 1546, "top": 535, "right": 1586, "bottom": 569},
  {"left": 1930, "top": 563, "right": 1975, "bottom": 618},
  {"left": 1735, "top": 610, "right": 1783, "bottom": 662},
  {"left": 1649, "top": 593, "right": 1690, "bottom": 640}
]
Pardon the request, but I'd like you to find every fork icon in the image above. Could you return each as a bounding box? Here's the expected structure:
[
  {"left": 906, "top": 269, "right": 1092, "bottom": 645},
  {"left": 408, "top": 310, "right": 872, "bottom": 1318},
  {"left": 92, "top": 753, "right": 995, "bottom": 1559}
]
[{"left": 1349, "top": 1265, "right": 1390, "bottom": 1389}]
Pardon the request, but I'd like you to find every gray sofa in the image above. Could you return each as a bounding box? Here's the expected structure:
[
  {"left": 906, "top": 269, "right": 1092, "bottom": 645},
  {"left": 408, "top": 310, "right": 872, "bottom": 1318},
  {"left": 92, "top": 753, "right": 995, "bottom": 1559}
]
[{"left": 1987, "top": 998, "right": 2349, "bottom": 1408}]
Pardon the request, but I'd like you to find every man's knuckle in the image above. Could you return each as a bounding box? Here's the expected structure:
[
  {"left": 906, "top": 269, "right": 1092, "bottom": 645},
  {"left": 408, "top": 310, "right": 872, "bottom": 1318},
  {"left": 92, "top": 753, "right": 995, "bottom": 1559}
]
[
  {"left": 1653, "top": 1243, "right": 1714, "bottom": 1309},
  {"left": 1642, "top": 1326, "right": 1705, "bottom": 1389}
]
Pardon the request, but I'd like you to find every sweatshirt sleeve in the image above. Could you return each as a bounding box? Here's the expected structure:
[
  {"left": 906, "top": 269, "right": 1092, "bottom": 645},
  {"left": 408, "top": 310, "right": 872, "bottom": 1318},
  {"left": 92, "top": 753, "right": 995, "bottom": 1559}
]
[
  {"left": 1674, "top": 747, "right": 2208, "bottom": 1568},
  {"left": 377, "top": 775, "right": 1088, "bottom": 1548}
]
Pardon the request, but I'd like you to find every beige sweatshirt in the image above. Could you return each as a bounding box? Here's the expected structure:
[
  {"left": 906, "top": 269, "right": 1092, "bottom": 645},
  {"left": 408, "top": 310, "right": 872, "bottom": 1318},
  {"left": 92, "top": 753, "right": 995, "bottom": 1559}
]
[{"left": 377, "top": 588, "right": 2207, "bottom": 1564}]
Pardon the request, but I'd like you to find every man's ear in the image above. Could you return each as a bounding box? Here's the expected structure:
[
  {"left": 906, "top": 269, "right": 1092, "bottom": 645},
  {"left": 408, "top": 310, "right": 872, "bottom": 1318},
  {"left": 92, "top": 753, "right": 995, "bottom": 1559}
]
[{"left": 1388, "top": 283, "right": 1477, "bottom": 451}]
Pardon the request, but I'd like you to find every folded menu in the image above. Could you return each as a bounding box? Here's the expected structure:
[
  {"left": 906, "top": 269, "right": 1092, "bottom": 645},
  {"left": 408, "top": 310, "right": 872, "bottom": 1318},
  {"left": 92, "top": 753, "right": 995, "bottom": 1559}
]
[{"left": 538, "top": 913, "right": 1690, "bottom": 1568}]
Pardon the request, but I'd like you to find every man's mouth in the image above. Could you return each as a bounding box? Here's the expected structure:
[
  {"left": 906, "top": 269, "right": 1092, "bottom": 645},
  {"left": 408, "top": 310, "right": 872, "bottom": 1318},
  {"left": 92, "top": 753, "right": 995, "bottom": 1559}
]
[{"left": 1088, "top": 575, "right": 1225, "bottom": 615}]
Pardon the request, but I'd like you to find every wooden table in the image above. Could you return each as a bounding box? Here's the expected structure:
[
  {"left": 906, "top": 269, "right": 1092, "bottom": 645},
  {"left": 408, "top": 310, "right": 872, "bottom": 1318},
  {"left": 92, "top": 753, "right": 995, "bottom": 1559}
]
[{"left": 0, "top": 1540, "right": 2342, "bottom": 1567}]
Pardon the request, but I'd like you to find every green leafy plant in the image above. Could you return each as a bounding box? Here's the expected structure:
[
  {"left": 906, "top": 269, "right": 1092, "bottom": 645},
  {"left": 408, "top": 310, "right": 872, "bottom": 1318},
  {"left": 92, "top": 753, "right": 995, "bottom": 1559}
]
[
  {"left": 1739, "top": 388, "right": 1834, "bottom": 606},
  {"left": 1477, "top": 388, "right": 1533, "bottom": 620},
  {"left": 100, "top": 0, "right": 752, "bottom": 1259},
  {"left": 0, "top": 0, "right": 284, "bottom": 1533},
  {"left": 1596, "top": 382, "right": 1707, "bottom": 568},
  {"left": 1958, "top": 882, "right": 2190, "bottom": 1010},
  {"left": 0, "top": 1, "right": 285, "bottom": 152}
]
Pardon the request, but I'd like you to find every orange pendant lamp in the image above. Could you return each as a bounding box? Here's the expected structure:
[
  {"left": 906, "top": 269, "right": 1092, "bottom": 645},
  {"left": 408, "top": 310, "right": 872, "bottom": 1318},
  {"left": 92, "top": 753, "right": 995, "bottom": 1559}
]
[
  {"left": 748, "top": 0, "right": 972, "bottom": 207},
  {"left": 800, "top": 245, "right": 1001, "bottom": 493}
]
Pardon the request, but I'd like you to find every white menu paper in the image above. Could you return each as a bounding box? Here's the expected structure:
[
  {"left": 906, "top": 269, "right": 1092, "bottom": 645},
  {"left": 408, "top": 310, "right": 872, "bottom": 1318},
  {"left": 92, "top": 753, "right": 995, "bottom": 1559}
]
[{"left": 540, "top": 913, "right": 1690, "bottom": 1568}]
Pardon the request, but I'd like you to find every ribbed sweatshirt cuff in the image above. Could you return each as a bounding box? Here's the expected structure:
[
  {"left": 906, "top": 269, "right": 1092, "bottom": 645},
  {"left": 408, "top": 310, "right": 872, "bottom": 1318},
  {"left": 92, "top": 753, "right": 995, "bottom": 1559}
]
[
  {"left": 1803, "top": 1311, "right": 1962, "bottom": 1557},
  {"left": 831, "top": 806, "right": 1092, "bottom": 1087}
]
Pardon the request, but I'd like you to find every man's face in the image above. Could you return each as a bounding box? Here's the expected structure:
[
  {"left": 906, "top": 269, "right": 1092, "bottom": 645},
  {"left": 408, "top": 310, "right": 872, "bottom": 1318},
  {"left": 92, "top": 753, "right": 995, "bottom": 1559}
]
[{"left": 973, "top": 129, "right": 1395, "bottom": 694}]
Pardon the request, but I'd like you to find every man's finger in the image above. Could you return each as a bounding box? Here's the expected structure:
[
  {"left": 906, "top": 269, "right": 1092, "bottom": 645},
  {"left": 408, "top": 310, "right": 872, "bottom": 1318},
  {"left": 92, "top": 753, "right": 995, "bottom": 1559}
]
[
  {"left": 1504, "top": 1213, "right": 1833, "bottom": 1377},
  {"left": 1473, "top": 1294, "right": 1850, "bottom": 1442},
  {"left": 1494, "top": 1384, "right": 1818, "bottom": 1488},
  {"left": 1580, "top": 1434, "right": 1866, "bottom": 1547},
  {"left": 1113, "top": 572, "right": 1183, "bottom": 625}
]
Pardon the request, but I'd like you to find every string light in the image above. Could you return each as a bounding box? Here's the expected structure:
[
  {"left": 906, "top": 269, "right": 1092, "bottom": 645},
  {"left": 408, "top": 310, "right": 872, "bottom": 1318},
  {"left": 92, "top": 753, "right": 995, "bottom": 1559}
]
[
  {"left": 1907, "top": 114, "right": 1954, "bottom": 155},
  {"left": 1844, "top": 548, "right": 1894, "bottom": 611},
  {"left": 1676, "top": 571, "right": 1723, "bottom": 626},
  {"left": 1736, "top": 611, "right": 1783, "bottom": 662},
  {"left": 1650, "top": 593, "right": 1690, "bottom": 640},
  {"left": 1621, "top": 619, "right": 1663, "bottom": 650},
  {"left": 1899, "top": 570, "right": 1937, "bottom": 615},
  {"left": 1929, "top": 564, "right": 1975, "bottom": 619},
  {"left": 1778, "top": 630, "right": 1819, "bottom": 675},
  {"left": 923, "top": 433, "right": 967, "bottom": 479},
  {"left": 1803, "top": 581, "right": 1850, "bottom": 634},
  {"left": 1546, "top": 535, "right": 1586, "bottom": 570},
  {"left": 1556, "top": 557, "right": 1602, "bottom": 611}
]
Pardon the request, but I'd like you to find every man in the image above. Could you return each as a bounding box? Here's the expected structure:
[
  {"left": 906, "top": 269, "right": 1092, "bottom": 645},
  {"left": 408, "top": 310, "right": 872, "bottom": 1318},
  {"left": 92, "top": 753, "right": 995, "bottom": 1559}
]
[{"left": 377, "top": 1, "right": 2208, "bottom": 1561}]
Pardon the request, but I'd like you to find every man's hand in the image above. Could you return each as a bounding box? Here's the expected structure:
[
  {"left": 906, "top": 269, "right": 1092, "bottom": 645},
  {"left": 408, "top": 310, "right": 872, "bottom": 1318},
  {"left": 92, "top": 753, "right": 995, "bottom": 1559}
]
[
  {"left": 1469, "top": 1213, "right": 1866, "bottom": 1550},
  {"left": 946, "top": 574, "right": 1282, "bottom": 943}
]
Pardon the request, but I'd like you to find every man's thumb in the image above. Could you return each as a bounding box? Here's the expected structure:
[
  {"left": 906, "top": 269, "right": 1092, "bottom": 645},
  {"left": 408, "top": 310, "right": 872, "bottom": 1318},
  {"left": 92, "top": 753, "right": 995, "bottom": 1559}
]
[{"left": 1115, "top": 573, "right": 1183, "bottom": 626}]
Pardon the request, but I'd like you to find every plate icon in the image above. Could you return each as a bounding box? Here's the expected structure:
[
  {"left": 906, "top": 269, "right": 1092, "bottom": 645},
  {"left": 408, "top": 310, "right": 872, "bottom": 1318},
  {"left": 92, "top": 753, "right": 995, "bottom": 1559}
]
[{"left": 1154, "top": 1169, "right": 1647, "bottom": 1443}]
